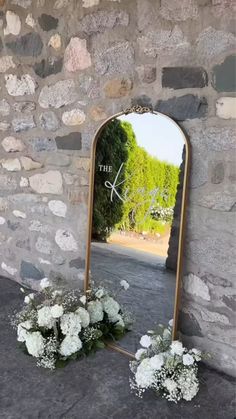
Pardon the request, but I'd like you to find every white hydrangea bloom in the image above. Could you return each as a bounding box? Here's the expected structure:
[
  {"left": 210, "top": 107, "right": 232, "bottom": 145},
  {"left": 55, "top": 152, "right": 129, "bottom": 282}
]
[
  {"left": 135, "top": 348, "right": 147, "bottom": 360},
  {"left": 17, "top": 320, "right": 33, "bottom": 342},
  {"left": 178, "top": 370, "right": 199, "bottom": 401},
  {"left": 102, "top": 297, "right": 120, "bottom": 317},
  {"left": 95, "top": 288, "right": 104, "bottom": 299},
  {"left": 135, "top": 358, "right": 155, "bottom": 388},
  {"left": 24, "top": 293, "right": 35, "bottom": 304},
  {"left": 37, "top": 306, "right": 54, "bottom": 329},
  {"left": 51, "top": 304, "right": 64, "bottom": 318},
  {"left": 87, "top": 300, "right": 104, "bottom": 323},
  {"left": 149, "top": 354, "right": 164, "bottom": 370},
  {"left": 108, "top": 313, "right": 125, "bottom": 328},
  {"left": 170, "top": 340, "right": 185, "bottom": 356},
  {"left": 25, "top": 332, "right": 45, "bottom": 358},
  {"left": 60, "top": 312, "right": 82, "bottom": 335},
  {"left": 40, "top": 277, "right": 51, "bottom": 290},
  {"left": 120, "top": 280, "right": 129, "bottom": 290},
  {"left": 59, "top": 335, "right": 82, "bottom": 357},
  {"left": 163, "top": 378, "right": 178, "bottom": 393},
  {"left": 140, "top": 334, "right": 152, "bottom": 348},
  {"left": 76, "top": 307, "right": 90, "bottom": 328},
  {"left": 182, "top": 353, "right": 194, "bottom": 366}
]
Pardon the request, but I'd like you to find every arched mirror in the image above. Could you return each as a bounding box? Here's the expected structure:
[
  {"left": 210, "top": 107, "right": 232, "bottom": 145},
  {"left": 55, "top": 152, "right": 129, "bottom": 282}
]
[{"left": 85, "top": 107, "right": 190, "bottom": 356}]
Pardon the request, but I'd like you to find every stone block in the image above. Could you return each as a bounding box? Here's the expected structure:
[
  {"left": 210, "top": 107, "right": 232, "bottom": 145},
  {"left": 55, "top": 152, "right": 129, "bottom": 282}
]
[
  {"left": 29, "top": 171, "right": 63, "bottom": 194},
  {"left": 183, "top": 273, "right": 211, "bottom": 301},
  {"left": 155, "top": 95, "right": 208, "bottom": 120},
  {"left": 1, "top": 158, "right": 21, "bottom": 172},
  {"left": 1, "top": 137, "right": 24, "bottom": 153},
  {"left": 55, "top": 132, "right": 82, "bottom": 150},
  {"left": 212, "top": 55, "right": 236, "bottom": 92},
  {"left": 0, "top": 100, "right": 10, "bottom": 116},
  {"left": 216, "top": 97, "right": 236, "bottom": 119},
  {"left": 196, "top": 27, "right": 236, "bottom": 63},
  {"left": 12, "top": 115, "right": 36, "bottom": 132},
  {"left": 64, "top": 38, "right": 91, "bottom": 72},
  {"left": 131, "top": 95, "right": 152, "bottom": 108},
  {"left": 136, "top": 65, "right": 156, "bottom": 84},
  {"left": 33, "top": 57, "right": 63, "bottom": 79},
  {"left": 38, "top": 80, "right": 79, "bottom": 109},
  {"left": 48, "top": 200, "right": 67, "bottom": 217},
  {"left": 39, "top": 111, "right": 60, "bottom": 131},
  {"left": 179, "top": 310, "right": 203, "bottom": 337},
  {"left": 13, "top": 102, "right": 36, "bottom": 113},
  {"left": 55, "top": 229, "right": 78, "bottom": 251},
  {"left": 0, "top": 56, "right": 16, "bottom": 73},
  {"left": 210, "top": 161, "right": 225, "bottom": 184},
  {"left": 20, "top": 260, "right": 44, "bottom": 280},
  {"left": 6, "top": 33, "right": 43, "bottom": 57},
  {"left": 162, "top": 67, "right": 208, "bottom": 89},
  {"left": 5, "top": 74, "right": 36, "bottom": 96},
  {"left": 29, "top": 137, "right": 57, "bottom": 152},
  {"left": 38, "top": 14, "right": 58, "bottom": 31},
  {"left": 62, "top": 109, "right": 86, "bottom": 126},
  {"left": 20, "top": 156, "right": 42, "bottom": 171},
  {"left": 95, "top": 41, "right": 134, "bottom": 75},
  {"left": 104, "top": 79, "right": 133, "bottom": 98},
  {"left": 4, "top": 11, "right": 21, "bottom": 36},
  {"left": 79, "top": 10, "right": 129, "bottom": 35}
]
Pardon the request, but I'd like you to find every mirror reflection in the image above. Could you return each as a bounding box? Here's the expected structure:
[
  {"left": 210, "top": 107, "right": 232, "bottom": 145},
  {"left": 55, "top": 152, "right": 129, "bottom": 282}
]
[{"left": 89, "top": 111, "right": 186, "bottom": 353}]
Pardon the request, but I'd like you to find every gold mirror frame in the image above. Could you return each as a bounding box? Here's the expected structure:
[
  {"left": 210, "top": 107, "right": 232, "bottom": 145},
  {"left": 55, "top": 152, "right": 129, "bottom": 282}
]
[{"left": 84, "top": 107, "right": 191, "bottom": 358}]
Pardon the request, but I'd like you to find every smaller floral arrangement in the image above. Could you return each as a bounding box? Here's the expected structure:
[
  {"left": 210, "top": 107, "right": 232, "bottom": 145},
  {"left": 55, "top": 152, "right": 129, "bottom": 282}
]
[
  {"left": 130, "top": 322, "right": 203, "bottom": 403},
  {"left": 11, "top": 278, "right": 131, "bottom": 370}
]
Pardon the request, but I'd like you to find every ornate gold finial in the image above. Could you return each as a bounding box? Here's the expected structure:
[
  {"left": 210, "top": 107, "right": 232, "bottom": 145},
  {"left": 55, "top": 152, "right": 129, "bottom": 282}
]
[{"left": 123, "top": 105, "right": 153, "bottom": 115}]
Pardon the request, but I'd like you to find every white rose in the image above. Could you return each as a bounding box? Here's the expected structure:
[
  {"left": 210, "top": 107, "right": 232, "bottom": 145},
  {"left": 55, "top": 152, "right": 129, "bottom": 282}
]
[
  {"left": 37, "top": 306, "right": 55, "bottom": 329},
  {"left": 120, "top": 280, "right": 129, "bottom": 290},
  {"left": 170, "top": 340, "right": 185, "bottom": 356},
  {"left": 25, "top": 331, "right": 45, "bottom": 358},
  {"left": 59, "top": 335, "right": 82, "bottom": 357},
  {"left": 17, "top": 320, "right": 33, "bottom": 342},
  {"left": 150, "top": 354, "right": 164, "bottom": 370},
  {"left": 140, "top": 334, "right": 152, "bottom": 348},
  {"left": 87, "top": 300, "right": 104, "bottom": 324},
  {"left": 102, "top": 297, "right": 120, "bottom": 317},
  {"left": 40, "top": 277, "right": 51, "bottom": 290},
  {"left": 135, "top": 358, "right": 155, "bottom": 388},
  {"left": 51, "top": 304, "right": 64, "bottom": 318},
  {"left": 60, "top": 312, "right": 82, "bottom": 336},
  {"left": 76, "top": 307, "right": 90, "bottom": 328},
  {"left": 183, "top": 353, "right": 194, "bottom": 366},
  {"left": 135, "top": 348, "right": 147, "bottom": 360}
]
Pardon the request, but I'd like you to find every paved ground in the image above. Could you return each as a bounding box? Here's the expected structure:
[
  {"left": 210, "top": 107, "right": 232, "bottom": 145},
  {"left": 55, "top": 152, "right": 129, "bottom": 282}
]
[
  {"left": 1, "top": 277, "right": 236, "bottom": 419},
  {"left": 91, "top": 242, "right": 176, "bottom": 353}
]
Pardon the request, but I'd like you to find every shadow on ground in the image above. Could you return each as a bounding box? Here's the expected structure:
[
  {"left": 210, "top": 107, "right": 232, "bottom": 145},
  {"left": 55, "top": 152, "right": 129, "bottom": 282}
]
[{"left": 0, "top": 277, "right": 235, "bottom": 419}]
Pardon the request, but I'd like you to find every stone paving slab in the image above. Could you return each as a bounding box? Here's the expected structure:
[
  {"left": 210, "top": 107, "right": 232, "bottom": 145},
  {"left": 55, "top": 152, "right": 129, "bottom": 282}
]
[{"left": 0, "top": 277, "right": 235, "bottom": 419}]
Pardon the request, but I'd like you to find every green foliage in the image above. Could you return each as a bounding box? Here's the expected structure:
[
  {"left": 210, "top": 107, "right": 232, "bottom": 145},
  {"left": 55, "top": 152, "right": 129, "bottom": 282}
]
[{"left": 93, "top": 119, "right": 180, "bottom": 239}]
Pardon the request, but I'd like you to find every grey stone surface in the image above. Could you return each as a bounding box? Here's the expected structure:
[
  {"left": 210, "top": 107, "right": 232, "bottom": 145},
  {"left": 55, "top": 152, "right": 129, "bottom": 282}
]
[
  {"left": 79, "top": 10, "right": 129, "bottom": 35},
  {"left": 162, "top": 67, "right": 208, "bottom": 89},
  {"left": 38, "top": 80, "right": 79, "bottom": 109},
  {"left": 0, "top": 277, "right": 235, "bottom": 419},
  {"left": 13, "top": 101, "right": 36, "bottom": 113},
  {"left": 12, "top": 115, "right": 36, "bottom": 132},
  {"left": 33, "top": 57, "right": 63, "bottom": 78},
  {"left": 95, "top": 41, "right": 134, "bottom": 75},
  {"left": 136, "top": 65, "right": 156, "bottom": 84},
  {"left": 69, "top": 257, "right": 85, "bottom": 269},
  {"left": 131, "top": 95, "right": 153, "bottom": 108},
  {"left": 6, "top": 32, "right": 43, "bottom": 57},
  {"left": 39, "top": 111, "right": 60, "bottom": 131},
  {"left": 155, "top": 95, "right": 208, "bottom": 120},
  {"left": 20, "top": 261, "right": 44, "bottom": 280},
  {"left": 38, "top": 14, "right": 58, "bottom": 31},
  {"left": 211, "top": 161, "right": 225, "bottom": 184},
  {"left": 55, "top": 132, "right": 82, "bottom": 150},
  {"left": 212, "top": 55, "right": 236, "bottom": 92},
  {"left": 29, "top": 137, "right": 57, "bottom": 152}
]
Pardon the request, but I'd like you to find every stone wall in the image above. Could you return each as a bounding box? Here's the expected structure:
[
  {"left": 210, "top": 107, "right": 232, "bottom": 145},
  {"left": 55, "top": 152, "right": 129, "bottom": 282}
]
[{"left": 0, "top": 0, "right": 235, "bottom": 376}]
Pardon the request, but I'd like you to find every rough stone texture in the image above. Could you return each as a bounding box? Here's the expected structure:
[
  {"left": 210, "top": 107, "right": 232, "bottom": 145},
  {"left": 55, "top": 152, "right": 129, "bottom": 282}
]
[
  {"left": 20, "top": 261, "right": 44, "bottom": 280},
  {"left": 79, "top": 10, "right": 129, "bottom": 35},
  {"left": 216, "top": 97, "right": 236, "bottom": 119},
  {"left": 29, "top": 171, "right": 63, "bottom": 194},
  {"left": 64, "top": 37, "right": 91, "bottom": 72},
  {"left": 55, "top": 132, "right": 82, "bottom": 150},
  {"left": 12, "top": 115, "right": 36, "bottom": 132},
  {"left": 1, "top": 158, "right": 21, "bottom": 172},
  {"left": 212, "top": 55, "right": 236, "bottom": 92},
  {"left": 0, "top": 0, "right": 235, "bottom": 378},
  {"left": 55, "top": 229, "right": 78, "bottom": 251},
  {"left": 33, "top": 57, "right": 63, "bottom": 78},
  {"left": 6, "top": 32, "right": 43, "bottom": 57},
  {"left": 162, "top": 67, "right": 208, "bottom": 89},
  {"left": 39, "top": 111, "right": 59, "bottom": 131},
  {"left": 156, "top": 95, "right": 208, "bottom": 120},
  {"left": 5, "top": 74, "right": 36, "bottom": 96},
  {"left": 38, "top": 80, "right": 78, "bottom": 108}
]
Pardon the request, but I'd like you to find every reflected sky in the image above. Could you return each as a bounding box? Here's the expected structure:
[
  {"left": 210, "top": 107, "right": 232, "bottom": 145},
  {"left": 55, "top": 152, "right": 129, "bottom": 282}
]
[{"left": 118, "top": 113, "right": 184, "bottom": 166}]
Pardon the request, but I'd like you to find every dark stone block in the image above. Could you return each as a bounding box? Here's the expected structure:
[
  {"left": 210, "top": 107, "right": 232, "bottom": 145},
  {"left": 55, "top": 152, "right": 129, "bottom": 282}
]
[
  {"left": 7, "top": 220, "right": 20, "bottom": 231},
  {"left": 222, "top": 296, "right": 236, "bottom": 311},
  {"left": 179, "top": 310, "right": 203, "bottom": 337},
  {"left": 20, "top": 261, "right": 44, "bottom": 280},
  {"left": 212, "top": 55, "right": 236, "bottom": 92},
  {"left": 69, "top": 257, "right": 85, "bottom": 269},
  {"left": 33, "top": 57, "right": 63, "bottom": 78},
  {"left": 211, "top": 161, "right": 224, "bottom": 184},
  {"left": 55, "top": 132, "right": 82, "bottom": 150},
  {"left": 131, "top": 95, "right": 153, "bottom": 109},
  {"left": 6, "top": 33, "right": 43, "bottom": 57},
  {"left": 38, "top": 14, "right": 58, "bottom": 31},
  {"left": 162, "top": 67, "right": 208, "bottom": 89},
  {"left": 29, "top": 137, "right": 57, "bottom": 152},
  {"left": 0, "top": 37, "right": 3, "bottom": 52},
  {"left": 16, "top": 238, "right": 30, "bottom": 251},
  {"left": 155, "top": 94, "right": 208, "bottom": 121}
]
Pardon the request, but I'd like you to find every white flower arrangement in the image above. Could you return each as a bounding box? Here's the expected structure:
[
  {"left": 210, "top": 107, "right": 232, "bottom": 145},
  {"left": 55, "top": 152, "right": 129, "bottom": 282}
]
[
  {"left": 11, "top": 278, "right": 132, "bottom": 370},
  {"left": 130, "top": 323, "right": 204, "bottom": 403}
]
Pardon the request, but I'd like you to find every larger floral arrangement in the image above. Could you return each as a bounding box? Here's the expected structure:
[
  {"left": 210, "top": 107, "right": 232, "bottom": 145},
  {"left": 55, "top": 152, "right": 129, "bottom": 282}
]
[
  {"left": 11, "top": 278, "right": 132, "bottom": 369},
  {"left": 130, "top": 322, "right": 203, "bottom": 403}
]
